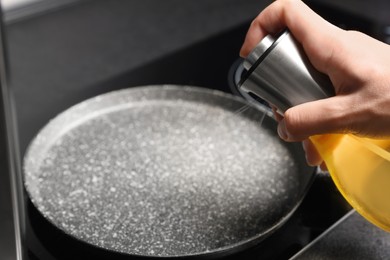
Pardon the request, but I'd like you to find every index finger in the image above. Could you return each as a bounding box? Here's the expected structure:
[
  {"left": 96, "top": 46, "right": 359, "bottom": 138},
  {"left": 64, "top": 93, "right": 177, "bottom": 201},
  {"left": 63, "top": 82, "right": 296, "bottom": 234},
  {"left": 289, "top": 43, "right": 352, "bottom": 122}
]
[{"left": 239, "top": 0, "right": 342, "bottom": 74}]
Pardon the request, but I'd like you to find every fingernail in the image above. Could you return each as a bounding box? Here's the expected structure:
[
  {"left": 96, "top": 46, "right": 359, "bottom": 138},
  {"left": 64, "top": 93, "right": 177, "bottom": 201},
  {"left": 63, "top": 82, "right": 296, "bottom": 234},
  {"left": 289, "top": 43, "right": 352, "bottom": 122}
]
[
  {"left": 302, "top": 141, "right": 307, "bottom": 152},
  {"left": 305, "top": 155, "right": 316, "bottom": 167},
  {"left": 277, "top": 121, "right": 288, "bottom": 140}
]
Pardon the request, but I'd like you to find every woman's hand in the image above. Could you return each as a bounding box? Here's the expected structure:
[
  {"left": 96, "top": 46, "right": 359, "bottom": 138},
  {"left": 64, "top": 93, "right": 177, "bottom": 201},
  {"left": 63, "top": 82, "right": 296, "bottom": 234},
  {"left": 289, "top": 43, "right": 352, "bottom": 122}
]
[{"left": 241, "top": 0, "right": 390, "bottom": 166}]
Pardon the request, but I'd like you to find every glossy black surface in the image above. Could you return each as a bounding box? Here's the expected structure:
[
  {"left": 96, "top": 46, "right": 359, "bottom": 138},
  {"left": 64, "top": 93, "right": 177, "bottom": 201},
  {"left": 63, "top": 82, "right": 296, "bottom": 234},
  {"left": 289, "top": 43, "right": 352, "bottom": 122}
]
[
  {"left": 2, "top": 0, "right": 389, "bottom": 259},
  {"left": 293, "top": 211, "right": 390, "bottom": 260},
  {"left": 0, "top": 68, "right": 18, "bottom": 260},
  {"left": 20, "top": 21, "right": 350, "bottom": 260}
]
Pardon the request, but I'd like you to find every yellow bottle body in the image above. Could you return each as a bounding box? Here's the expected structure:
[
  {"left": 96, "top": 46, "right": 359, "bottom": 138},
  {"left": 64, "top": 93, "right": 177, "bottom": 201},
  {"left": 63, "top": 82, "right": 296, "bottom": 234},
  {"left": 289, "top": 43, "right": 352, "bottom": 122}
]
[{"left": 310, "top": 134, "right": 390, "bottom": 231}]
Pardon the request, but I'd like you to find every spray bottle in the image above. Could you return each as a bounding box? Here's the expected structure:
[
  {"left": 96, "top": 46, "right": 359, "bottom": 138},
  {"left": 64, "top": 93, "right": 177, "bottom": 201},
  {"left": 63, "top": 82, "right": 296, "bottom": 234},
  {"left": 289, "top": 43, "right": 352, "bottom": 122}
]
[{"left": 239, "top": 30, "right": 390, "bottom": 231}]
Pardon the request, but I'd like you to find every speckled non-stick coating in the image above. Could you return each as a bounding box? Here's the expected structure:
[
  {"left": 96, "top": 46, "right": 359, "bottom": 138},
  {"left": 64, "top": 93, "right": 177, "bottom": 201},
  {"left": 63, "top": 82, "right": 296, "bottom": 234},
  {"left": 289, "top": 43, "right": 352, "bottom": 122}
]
[{"left": 23, "top": 85, "right": 313, "bottom": 257}]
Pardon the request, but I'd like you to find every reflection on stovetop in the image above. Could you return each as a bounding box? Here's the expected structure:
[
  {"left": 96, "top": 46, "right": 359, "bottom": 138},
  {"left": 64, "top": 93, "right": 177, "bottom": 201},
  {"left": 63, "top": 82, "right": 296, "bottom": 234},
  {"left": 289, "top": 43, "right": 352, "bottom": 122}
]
[{"left": 24, "top": 2, "right": 385, "bottom": 259}]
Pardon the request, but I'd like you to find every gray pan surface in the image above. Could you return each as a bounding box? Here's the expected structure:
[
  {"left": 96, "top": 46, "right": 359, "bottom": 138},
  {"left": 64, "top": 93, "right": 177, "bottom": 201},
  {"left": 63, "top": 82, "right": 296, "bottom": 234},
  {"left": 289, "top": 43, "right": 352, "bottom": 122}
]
[{"left": 24, "top": 85, "right": 314, "bottom": 258}]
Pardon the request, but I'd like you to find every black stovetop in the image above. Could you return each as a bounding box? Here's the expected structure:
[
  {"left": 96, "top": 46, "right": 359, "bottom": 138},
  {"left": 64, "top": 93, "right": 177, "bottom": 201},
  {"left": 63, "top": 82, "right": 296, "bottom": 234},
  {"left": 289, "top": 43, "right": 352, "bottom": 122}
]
[
  {"left": 23, "top": 19, "right": 351, "bottom": 260},
  {"left": 2, "top": 0, "right": 388, "bottom": 259}
]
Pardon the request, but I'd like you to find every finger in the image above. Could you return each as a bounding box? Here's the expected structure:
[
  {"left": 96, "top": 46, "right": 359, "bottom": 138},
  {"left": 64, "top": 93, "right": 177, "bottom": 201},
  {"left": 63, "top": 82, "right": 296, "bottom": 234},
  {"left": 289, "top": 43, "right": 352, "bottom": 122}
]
[
  {"left": 240, "top": 0, "right": 343, "bottom": 74},
  {"left": 239, "top": 17, "right": 268, "bottom": 57},
  {"left": 271, "top": 105, "right": 283, "bottom": 121},
  {"left": 320, "top": 162, "right": 328, "bottom": 172},
  {"left": 302, "top": 139, "right": 323, "bottom": 166},
  {"left": 279, "top": 95, "right": 350, "bottom": 141}
]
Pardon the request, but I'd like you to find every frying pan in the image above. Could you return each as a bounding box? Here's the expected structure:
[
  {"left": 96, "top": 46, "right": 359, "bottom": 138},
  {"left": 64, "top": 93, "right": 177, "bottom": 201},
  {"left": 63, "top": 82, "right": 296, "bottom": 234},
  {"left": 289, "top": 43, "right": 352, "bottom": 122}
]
[{"left": 23, "top": 85, "right": 314, "bottom": 258}]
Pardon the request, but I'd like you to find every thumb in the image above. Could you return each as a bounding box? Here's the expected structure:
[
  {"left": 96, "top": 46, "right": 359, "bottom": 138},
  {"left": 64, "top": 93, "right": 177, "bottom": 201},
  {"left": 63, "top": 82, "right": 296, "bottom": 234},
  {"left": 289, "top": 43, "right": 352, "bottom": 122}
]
[{"left": 277, "top": 95, "right": 349, "bottom": 141}]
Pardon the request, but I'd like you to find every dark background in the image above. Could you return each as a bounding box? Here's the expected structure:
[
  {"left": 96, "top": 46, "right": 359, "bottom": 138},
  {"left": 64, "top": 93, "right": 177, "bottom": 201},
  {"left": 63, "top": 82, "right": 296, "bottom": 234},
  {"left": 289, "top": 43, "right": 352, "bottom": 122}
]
[{"left": 2, "top": 0, "right": 390, "bottom": 259}]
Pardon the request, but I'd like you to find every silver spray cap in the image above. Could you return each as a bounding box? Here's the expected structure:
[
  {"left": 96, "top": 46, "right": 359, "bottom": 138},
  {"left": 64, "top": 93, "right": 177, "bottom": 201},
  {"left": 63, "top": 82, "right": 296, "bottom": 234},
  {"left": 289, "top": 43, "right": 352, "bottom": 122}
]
[{"left": 239, "top": 30, "right": 334, "bottom": 113}]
